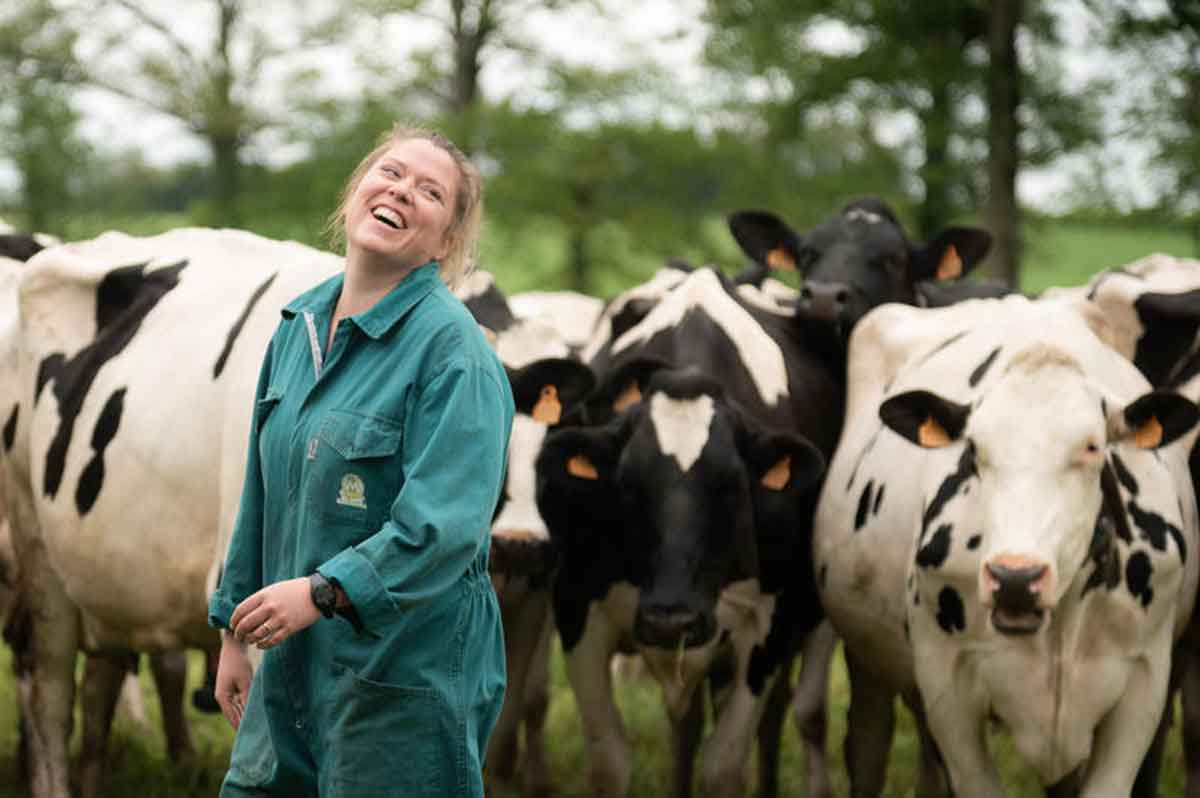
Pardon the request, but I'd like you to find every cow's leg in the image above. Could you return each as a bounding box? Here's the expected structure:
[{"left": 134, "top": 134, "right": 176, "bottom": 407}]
[
  {"left": 1082, "top": 655, "right": 1171, "bottom": 798},
  {"left": 791, "top": 620, "right": 836, "bottom": 798},
  {"left": 921, "top": 692, "right": 1001, "bottom": 798},
  {"left": 79, "top": 653, "right": 129, "bottom": 798},
  {"left": 149, "top": 649, "right": 194, "bottom": 761},
  {"left": 671, "top": 683, "right": 705, "bottom": 798},
  {"left": 521, "top": 607, "right": 554, "bottom": 798},
  {"left": 564, "top": 610, "right": 630, "bottom": 798},
  {"left": 697, "top": 667, "right": 772, "bottom": 798},
  {"left": 755, "top": 653, "right": 791, "bottom": 798},
  {"left": 191, "top": 645, "right": 221, "bottom": 713},
  {"left": 842, "top": 648, "right": 894, "bottom": 798},
  {"left": 901, "top": 693, "right": 952, "bottom": 798},
  {"left": 10, "top": 535, "right": 78, "bottom": 798}
]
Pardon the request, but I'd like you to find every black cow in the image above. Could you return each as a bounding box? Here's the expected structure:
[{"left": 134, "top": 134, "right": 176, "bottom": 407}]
[
  {"left": 728, "top": 197, "right": 993, "bottom": 339},
  {"left": 536, "top": 266, "right": 839, "bottom": 798}
]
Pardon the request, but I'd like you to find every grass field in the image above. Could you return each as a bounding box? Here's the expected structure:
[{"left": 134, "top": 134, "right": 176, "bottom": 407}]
[{"left": 0, "top": 215, "right": 1194, "bottom": 796}]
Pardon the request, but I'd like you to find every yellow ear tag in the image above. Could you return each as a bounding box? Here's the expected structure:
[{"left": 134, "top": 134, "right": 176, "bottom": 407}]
[
  {"left": 567, "top": 454, "right": 599, "bottom": 480},
  {"left": 936, "top": 244, "right": 963, "bottom": 281},
  {"left": 918, "top": 417, "right": 952, "bottom": 448},
  {"left": 761, "top": 454, "right": 791, "bottom": 491},
  {"left": 532, "top": 385, "right": 562, "bottom": 425},
  {"left": 766, "top": 247, "right": 797, "bottom": 271},
  {"left": 1134, "top": 416, "right": 1164, "bottom": 449},
  {"left": 613, "top": 379, "right": 642, "bottom": 412}
]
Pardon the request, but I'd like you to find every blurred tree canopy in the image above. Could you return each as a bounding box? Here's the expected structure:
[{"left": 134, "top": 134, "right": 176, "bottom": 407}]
[{"left": 0, "top": 0, "right": 1193, "bottom": 291}]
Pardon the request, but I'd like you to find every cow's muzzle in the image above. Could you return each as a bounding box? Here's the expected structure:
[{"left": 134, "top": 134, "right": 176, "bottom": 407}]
[
  {"left": 633, "top": 605, "right": 715, "bottom": 649},
  {"left": 798, "top": 281, "right": 850, "bottom": 324},
  {"left": 983, "top": 559, "right": 1049, "bottom": 635}
]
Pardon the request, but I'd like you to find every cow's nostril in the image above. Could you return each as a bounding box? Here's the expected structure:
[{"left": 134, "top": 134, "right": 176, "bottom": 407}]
[
  {"left": 800, "top": 286, "right": 814, "bottom": 300},
  {"left": 834, "top": 290, "right": 849, "bottom": 304}
]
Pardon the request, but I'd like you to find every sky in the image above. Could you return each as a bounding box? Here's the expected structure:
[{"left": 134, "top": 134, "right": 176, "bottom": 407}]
[{"left": 4, "top": 0, "right": 1167, "bottom": 214}]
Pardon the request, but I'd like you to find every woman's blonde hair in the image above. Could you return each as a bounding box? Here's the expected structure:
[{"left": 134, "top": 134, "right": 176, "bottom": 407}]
[{"left": 326, "top": 122, "right": 483, "bottom": 290}]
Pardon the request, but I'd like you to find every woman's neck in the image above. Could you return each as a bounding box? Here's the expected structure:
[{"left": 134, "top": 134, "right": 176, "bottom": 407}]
[{"left": 337, "top": 250, "right": 425, "bottom": 317}]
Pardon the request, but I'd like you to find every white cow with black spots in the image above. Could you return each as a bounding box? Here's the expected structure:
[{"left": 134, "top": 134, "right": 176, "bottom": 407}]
[{"left": 816, "top": 294, "right": 1200, "bottom": 796}]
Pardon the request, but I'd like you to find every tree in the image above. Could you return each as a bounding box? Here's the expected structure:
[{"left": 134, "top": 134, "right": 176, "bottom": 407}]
[
  {"left": 56, "top": 0, "right": 348, "bottom": 226},
  {"left": 987, "top": 0, "right": 1022, "bottom": 287},
  {"left": 0, "top": 0, "right": 88, "bottom": 233}
]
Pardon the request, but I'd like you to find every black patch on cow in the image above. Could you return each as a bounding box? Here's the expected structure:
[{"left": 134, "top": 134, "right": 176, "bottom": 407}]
[
  {"left": 936, "top": 586, "right": 966, "bottom": 633},
  {"left": 1127, "top": 501, "right": 1187, "bottom": 563},
  {"left": 916, "top": 524, "right": 953, "bottom": 569},
  {"left": 0, "top": 233, "right": 45, "bottom": 262},
  {"left": 921, "top": 443, "right": 977, "bottom": 537},
  {"left": 36, "top": 353, "right": 64, "bottom": 404},
  {"left": 1111, "top": 453, "right": 1140, "bottom": 496},
  {"left": 2, "top": 404, "right": 17, "bottom": 452},
  {"left": 1082, "top": 512, "right": 1122, "bottom": 598},
  {"left": 39, "top": 261, "right": 186, "bottom": 499},
  {"left": 918, "top": 330, "right": 969, "bottom": 366},
  {"left": 1132, "top": 289, "right": 1200, "bottom": 387},
  {"left": 873, "top": 482, "right": 885, "bottom": 515},
  {"left": 903, "top": 618, "right": 910, "bottom": 641},
  {"left": 461, "top": 280, "right": 515, "bottom": 333},
  {"left": 968, "top": 346, "right": 1002, "bottom": 388},
  {"left": 1126, "top": 550, "right": 1154, "bottom": 608},
  {"left": 966, "top": 534, "right": 981, "bottom": 550},
  {"left": 855, "top": 480, "right": 874, "bottom": 531},
  {"left": 213, "top": 272, "right": 277, "bottom": 379},
  {"left": 75, "top": 388, "right": 125, "bottom": 515}
]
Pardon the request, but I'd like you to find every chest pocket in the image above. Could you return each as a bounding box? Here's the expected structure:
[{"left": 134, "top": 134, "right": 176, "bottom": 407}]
[{"left": 306, "top": 409, "right": 404, "bottom": 531}]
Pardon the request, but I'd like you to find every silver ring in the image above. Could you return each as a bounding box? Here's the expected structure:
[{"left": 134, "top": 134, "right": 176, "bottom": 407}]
[{"left": 260, "top": 624, "right": 273, "bottom": 640}]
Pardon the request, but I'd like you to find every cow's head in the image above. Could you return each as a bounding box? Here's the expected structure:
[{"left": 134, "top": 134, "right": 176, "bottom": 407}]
[
  {"left": 536, "top": 362, "right": 824, "bottom": 649},
  {"left": 490, "top": 356, "right": 595, "bottom": 584},
  {"left": 881, "top": 344, "right": 1198, "bottom": 636},
  {"left": 728, "top": 197, "right": 991, "bottom": 337}
]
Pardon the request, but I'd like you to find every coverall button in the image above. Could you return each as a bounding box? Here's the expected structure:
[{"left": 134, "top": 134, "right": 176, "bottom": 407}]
[{"left": 295, "top": 719, "right": 303, "bottom": 729}]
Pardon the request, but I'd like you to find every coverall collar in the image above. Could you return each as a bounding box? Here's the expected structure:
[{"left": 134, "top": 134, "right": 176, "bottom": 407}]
[{"left": 282, "top": 260, "right": 442, "bottom": 340}]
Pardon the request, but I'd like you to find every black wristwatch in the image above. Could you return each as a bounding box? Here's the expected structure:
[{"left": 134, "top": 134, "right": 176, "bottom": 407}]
[{"left": 309, "top": 572, "right": 337, "bottom": 619}]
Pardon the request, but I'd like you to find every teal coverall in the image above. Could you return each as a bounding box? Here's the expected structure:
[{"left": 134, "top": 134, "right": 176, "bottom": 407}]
[{"left": 208, "top": 262, "right": 514, "bottom": 797}]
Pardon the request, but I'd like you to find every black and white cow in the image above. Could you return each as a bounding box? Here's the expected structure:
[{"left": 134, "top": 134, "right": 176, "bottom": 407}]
[
  {"left": 2, "top": 228, "right": 342, "bottom": 798},
  {"left": 536, "top": 266, "right": 839, "bottom": 798},
  {"left": 454, "top": 268, "right": 595, "bottom": 798},
  {"left": 727, "top": 196, "right": 995, "bottom": 341},
  {"left": 816, "top": 295, "right": 1200, "bottom": 796}
]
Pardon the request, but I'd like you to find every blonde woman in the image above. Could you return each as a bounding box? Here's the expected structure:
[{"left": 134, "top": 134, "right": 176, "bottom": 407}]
[{"left": 209, "top": 124, "right": 513, "bottom": 797}]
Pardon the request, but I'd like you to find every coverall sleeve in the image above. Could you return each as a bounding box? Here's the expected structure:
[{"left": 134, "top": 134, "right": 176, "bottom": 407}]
[
  {"left": 318, "top": 356, "right": 514, "bottom": 633},
  {"left": 207, "top": 339, "right": 275, "bottom": 630}
]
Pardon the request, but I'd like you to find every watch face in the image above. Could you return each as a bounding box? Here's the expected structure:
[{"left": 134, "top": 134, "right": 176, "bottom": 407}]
[{"left": 312, "top": 577, "right": 335, "bottom": 613}]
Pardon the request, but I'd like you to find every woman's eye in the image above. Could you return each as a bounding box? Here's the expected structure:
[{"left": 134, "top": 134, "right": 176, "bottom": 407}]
[
  {"left": 423, "top": 186, "right": 444, "bottom": 202},
  {"left": 382, "top": 166, "right": 400, "bottom": 178}
]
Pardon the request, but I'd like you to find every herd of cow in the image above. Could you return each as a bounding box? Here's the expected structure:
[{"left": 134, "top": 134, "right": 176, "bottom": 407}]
[{"left": 0, "top": 199, "right": 1198, "bottom": 798}]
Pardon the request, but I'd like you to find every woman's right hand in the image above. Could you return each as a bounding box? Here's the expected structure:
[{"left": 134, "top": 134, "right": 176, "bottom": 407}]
[{"left": 215, "top": 631, "right": 254, "bottom": 730}]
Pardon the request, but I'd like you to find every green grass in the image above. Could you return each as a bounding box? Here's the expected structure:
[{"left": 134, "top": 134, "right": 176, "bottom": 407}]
[{"left": 0, "top": 640, "right": 1186, "bottom": 797}]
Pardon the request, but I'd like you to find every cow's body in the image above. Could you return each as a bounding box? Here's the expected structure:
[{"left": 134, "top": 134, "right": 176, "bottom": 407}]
[
  {"left": 537, "top": 266, "right": 838, "bottom": 798},
  {"left": 817, "top": 295, "right": 1199, "bottom": 796},
  {"left": 3, "top": 228, "right": 340, "bottom": 798}
]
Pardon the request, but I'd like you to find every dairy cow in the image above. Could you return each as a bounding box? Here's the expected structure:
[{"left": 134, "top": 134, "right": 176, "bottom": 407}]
[
  {"left": 536, "top": 266, "right": 839, "bottom": 798},
  {"left": 455, "top": 269, "right": 594, "bottom": 798},
  {"left": 816, "top": 295, "right": 1199, "bottom": 796},
  {"left": 3, "top": 228, "right": 341, "bottom": 798}
]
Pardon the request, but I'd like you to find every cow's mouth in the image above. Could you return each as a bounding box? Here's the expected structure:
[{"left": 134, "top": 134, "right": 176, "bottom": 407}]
[{"left": 990, "top": 606, "right": 1045, "bottom": 635}]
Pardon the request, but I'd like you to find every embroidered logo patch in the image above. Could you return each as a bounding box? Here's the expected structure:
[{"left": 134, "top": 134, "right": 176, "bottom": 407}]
[{"left": 336, "top": 473, "right": 366, "bottom": 509}]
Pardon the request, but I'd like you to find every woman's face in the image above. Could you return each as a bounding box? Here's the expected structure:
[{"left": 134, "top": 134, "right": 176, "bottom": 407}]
[{"left": 345, "top": 138, "right": 460, "bottom": 270}]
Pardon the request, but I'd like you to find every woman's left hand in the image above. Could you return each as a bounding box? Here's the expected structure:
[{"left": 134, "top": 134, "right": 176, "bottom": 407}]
[{"left": 230, "top": 577, "right": 322, "bottom": 650}]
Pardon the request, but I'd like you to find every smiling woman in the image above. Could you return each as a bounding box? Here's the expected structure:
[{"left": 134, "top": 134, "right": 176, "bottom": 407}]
[{"left": 208, "top": 122, "right": 514, "bottom": 798}]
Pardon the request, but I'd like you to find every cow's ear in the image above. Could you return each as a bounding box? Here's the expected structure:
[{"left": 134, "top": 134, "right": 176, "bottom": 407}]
[
  {"left": 737, "top": 422, "right": 826, "bottom": 495},
  {"left": 912, "top": 227, "right": 992, "bottom": 283},
  {"left": 728, "top": 210, "right": 804, "bottom": 272},
  {"left": 880, "top": 390, "right": 971, "bottom": 448},
  {"left": 1111, "top": 391, "right": 1200, "bottom": 449},
  {"left": 509, "top": 358, "right": 596, "bottom": 426},
  {"left": 600, "top": 356, "right": 672, "bottom": 413}
]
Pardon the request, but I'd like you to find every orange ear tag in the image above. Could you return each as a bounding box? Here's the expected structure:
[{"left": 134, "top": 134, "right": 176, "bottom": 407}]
[
  {"left": 766, "top": 247, "right": 797, "bottom": 271},
  {"left": 761, "top": 455, "right": 791, "bottom": 490},
  {"left": 1134, "top": 416, "right": 1164, "bottom": 449},
  {"left": 936, "top": 244, "right": 963, "bottom": 281},
  {"left": 918, "top": 417, "right": 951, "bottom": 447},
  {"left": 532, "top": 385, "right": 562, "bottom": 425},
  {"left": 567, "top": 454, "right": 599, "bottom": 480},
  {"left": 613, "top": 379, "right": 642, "bottom": 412}
]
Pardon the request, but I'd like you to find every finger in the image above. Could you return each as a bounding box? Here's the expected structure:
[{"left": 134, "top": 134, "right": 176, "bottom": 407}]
[
  {"left": 229, "top": 593, "right": 265, "bottom": 631},
  {"left": 256, "top": 624, "right": 286, "bottom": 650},
  {"left": 233, "top": 607, "right": 272, "bottom": 642}
]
